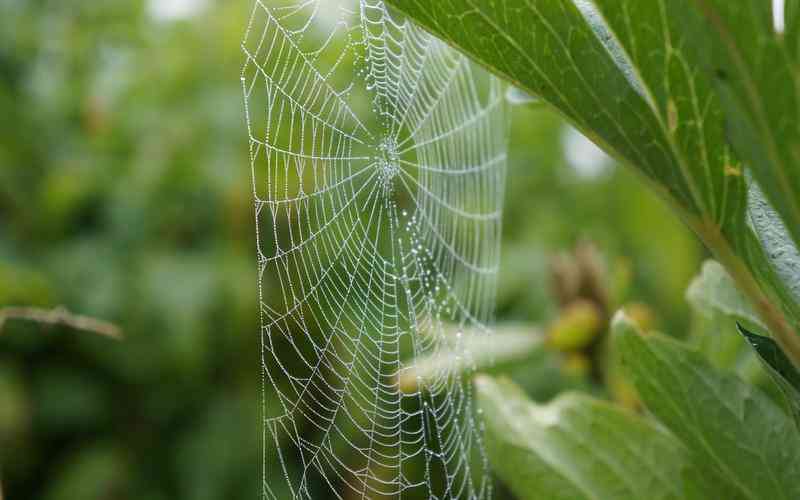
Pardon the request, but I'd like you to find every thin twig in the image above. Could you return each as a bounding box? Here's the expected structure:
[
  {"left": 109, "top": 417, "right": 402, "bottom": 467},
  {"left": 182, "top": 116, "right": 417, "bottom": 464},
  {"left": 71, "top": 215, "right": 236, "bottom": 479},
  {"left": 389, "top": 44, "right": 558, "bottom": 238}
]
[{"left": 0, "top": 306, "right": 123, "bottom": 340}]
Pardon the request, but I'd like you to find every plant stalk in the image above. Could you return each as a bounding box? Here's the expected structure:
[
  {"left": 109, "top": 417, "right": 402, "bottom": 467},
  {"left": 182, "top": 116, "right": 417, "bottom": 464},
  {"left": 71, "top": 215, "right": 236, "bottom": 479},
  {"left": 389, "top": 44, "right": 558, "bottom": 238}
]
[{"left": 0, "top": 306, "right": 122, "bottom": 340}]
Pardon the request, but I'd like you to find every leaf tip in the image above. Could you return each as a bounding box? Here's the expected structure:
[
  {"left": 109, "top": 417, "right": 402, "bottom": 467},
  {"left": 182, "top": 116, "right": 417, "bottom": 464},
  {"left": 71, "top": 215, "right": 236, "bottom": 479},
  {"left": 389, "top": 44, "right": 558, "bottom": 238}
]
[
  {"left": 611, "top": 309, "right": 641, "bottom": 338},
  {"left": 735, "top": 322, "right": 766, "bottom": 350}
]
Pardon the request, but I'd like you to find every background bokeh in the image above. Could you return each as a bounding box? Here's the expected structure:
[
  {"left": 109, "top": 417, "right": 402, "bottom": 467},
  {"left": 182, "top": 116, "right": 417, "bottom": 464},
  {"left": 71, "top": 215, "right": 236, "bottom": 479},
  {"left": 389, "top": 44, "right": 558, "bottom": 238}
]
[{"left": 0, "top": 1, "right": 702, "bottom": 499}]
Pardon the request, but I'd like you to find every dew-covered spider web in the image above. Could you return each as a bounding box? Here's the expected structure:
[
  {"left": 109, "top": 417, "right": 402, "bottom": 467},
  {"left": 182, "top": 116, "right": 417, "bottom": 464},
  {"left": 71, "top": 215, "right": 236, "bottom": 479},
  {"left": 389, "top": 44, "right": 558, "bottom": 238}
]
[{"left": 241, "top": 1, "right": 507, "bottom": 498}]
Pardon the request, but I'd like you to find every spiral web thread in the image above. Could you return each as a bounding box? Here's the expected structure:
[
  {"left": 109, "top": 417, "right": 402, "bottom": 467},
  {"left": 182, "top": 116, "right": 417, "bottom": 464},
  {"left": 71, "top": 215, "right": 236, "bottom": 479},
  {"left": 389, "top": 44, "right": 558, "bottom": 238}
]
[{"left": 241, "top": 1, "right": 507, "bottom": 498}]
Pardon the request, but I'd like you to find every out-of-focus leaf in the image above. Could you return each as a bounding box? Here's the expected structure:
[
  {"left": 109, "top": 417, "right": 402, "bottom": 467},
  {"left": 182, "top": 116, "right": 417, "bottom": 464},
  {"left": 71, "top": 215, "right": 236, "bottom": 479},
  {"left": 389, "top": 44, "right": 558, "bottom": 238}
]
[
  {"left": 738, "top": 323, "right": 800, "bottom": 428},
  {"left": 476, "top": 375, "right": 714, "bottom": 500},
  {"left": 614, "top": 312, "right": 800, "bottom": 500},
  {"left": 398, "top": 325, "right": 543, "bottom": 393},
  {"left": 685, "top": 260, "right": 765, "bottom": 384},
  {"left": 691, "top": 317, "right": 761, "bottom": 387},
  {"left": 687, "top": 260, "right": 763, "bottom": 329}
]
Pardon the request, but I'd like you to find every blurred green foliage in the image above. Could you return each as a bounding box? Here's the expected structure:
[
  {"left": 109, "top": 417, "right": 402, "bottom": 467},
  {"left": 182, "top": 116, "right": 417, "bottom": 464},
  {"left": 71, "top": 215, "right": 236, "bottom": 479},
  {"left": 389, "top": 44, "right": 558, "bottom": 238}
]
[{"left": 0, "top": 1, "right": 702, "bottom": 498}]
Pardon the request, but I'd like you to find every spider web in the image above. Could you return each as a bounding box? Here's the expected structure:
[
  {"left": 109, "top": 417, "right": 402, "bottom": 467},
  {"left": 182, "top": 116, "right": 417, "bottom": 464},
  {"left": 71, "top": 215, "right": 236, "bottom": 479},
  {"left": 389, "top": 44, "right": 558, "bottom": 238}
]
[{"left": 241, "top": 1, "right": 507, "bottom": 498}]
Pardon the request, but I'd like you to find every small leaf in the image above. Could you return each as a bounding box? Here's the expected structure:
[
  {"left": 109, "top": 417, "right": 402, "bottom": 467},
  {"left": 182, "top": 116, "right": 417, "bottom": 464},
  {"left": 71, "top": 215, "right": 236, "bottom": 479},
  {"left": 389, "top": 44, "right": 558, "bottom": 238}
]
[
  {"left": 738, "top": 322, "right": 800, "bottom": 427},
  {"left": 476, "top": 375, "right": 715, "bottom": 500},
  {"left": 614, "top": 312, "right": 800, "bottom": 500}
]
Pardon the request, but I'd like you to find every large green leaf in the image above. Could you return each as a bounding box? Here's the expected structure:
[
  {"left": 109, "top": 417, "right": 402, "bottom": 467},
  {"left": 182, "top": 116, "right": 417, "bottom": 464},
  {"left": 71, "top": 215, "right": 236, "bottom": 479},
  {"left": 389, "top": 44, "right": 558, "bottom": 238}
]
[
  {"left": 590, "top": 0, "right": 741, "bottom": 226},
  {"left": 688, "top": 0, "right": 800, "bottom": 250},
  {"left": 614, "top": 313, "right": 800, "bottom": 500},
  {"left": 387, "top": 0, "right": 701, "bottom": 214},
  {"left": 587, "top": 0, "right": 800, "bottom": 353},
  {"left": 475, "top": 375, "right": 716, "bottom": 500},
  {"left": 384, "top": 0, "right": 800, "bottom": 363}
]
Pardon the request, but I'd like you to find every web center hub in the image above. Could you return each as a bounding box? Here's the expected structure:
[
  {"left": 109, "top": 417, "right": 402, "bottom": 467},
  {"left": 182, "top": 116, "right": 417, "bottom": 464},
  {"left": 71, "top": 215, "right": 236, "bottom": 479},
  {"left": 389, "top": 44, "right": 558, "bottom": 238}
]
[{"left": 376, "top": 137, "right": 400, "bottom": 195}]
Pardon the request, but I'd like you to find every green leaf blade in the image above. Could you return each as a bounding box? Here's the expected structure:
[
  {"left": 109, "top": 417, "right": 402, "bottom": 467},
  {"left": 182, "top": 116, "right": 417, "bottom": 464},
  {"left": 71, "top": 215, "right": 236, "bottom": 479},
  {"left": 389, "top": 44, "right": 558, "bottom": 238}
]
[
  {"left": 387, "top": 0, "right": 699, "bottom": 214},
  {"left": 614, "top": 313, "right": 800, "bottom": 500},
  {"left": 476, "top": 375, "right": 714, "bottom": 500},
  {"left": 591, "top": 0, "right": 746, "bottom": 226},
  {"left": 691, "top": 0, "right": 800, "bottom": 250}
]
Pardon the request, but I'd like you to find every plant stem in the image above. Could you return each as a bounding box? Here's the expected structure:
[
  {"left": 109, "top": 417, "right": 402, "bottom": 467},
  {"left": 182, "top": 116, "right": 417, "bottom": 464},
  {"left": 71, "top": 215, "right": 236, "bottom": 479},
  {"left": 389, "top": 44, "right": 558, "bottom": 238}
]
[{"left": 0, "top": 306, "right": 122, "bottom": 340}]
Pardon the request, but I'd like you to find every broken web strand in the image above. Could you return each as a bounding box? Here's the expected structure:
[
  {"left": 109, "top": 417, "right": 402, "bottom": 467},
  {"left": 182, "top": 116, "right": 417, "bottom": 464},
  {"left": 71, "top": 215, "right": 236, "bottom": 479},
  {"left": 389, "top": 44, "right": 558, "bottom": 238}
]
[{"left": 242, "top": 1, "right": 507, "bottom": 498}]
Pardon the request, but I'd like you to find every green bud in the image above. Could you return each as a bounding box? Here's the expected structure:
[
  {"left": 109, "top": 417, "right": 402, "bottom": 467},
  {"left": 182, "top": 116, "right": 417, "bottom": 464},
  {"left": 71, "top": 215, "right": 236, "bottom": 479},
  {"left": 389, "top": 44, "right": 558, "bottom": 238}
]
[{"left": 547, "top": 300, "right": 603, "bottom": 352}]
